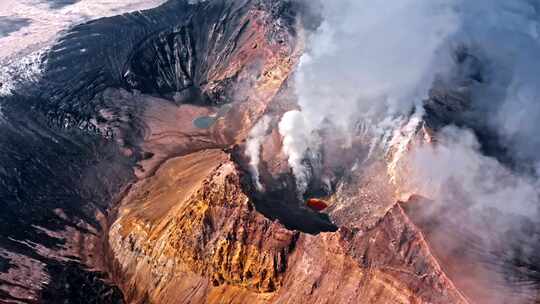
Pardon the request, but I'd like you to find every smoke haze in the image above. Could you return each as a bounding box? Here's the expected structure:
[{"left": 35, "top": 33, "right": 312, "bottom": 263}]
[
  {"left": 282, "top": 0, "right": 540, "bottom": 210},
  {"left": 280, "top": 0, "right": 460, "bottom": 193},
  {"left": 277, "top": 0, "right": 540, "bottom": 297}
]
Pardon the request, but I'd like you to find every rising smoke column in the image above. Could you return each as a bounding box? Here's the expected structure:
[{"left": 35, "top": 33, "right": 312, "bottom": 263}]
[
  {"left": 278, "top": 110, "right": 317, "bottom": 194},
  {"left": 245, "top": 115, "right": 271, "bottom": 191}
]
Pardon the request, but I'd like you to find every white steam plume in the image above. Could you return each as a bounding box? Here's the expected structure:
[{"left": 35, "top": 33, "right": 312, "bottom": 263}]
[
  {"left": 245, "top": 115, "right": 271, "bottom": 191},
  {"left": 278, "top": 110, "right": 318, "bottom": 194},
  {"left": 280, "top": 0, "right": 459, "bottom": 193}
]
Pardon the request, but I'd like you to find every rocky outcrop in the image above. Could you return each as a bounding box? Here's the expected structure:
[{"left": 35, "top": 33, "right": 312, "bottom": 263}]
[
  {"left": 109, "top": 149, "right": 468, "bottom": 304},
  {"left": 110, "top": 150, "right": 298, "bottom": 303},
  {"left": 275, "top": 205, "right": 468, "bottom": 304}
]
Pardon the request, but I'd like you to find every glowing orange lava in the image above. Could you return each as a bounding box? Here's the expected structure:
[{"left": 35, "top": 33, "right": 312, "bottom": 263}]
[{"left": 306, "top": 198, "right": 328, "bottom": 211}]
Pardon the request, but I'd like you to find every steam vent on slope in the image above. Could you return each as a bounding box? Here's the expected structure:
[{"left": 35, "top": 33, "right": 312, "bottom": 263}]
[{"left": 2, "top": 0, "right": 540, "bottom": 303}]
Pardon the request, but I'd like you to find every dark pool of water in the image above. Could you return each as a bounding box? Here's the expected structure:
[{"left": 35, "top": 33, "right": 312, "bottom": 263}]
[{"left": 193, "top": 116, "right": 216, "bottom": 129}]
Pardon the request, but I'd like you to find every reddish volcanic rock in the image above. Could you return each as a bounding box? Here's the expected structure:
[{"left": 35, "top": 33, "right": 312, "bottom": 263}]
[
  {"left": 273, "top": 205, "right": 469, "bottom": 304},
  {"left": 109, "top": 148, "right": 469, "bottom": 304},
  {"left": 109, "top": 150, "right": 299, "bottom": 303}
]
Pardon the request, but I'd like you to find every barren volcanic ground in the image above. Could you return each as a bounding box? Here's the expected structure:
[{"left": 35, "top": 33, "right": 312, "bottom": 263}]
[{"left": 1, "top": 1, "right": 540, "bottom": 304}]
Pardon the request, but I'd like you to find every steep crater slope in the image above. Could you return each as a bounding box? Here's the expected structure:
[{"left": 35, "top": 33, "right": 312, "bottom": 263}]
[
  {"left": 110, "top": 148, "right": 469, "bottom": 304},
  {"left": 110, "top": 150, "right": 298, "bottom": 303}
]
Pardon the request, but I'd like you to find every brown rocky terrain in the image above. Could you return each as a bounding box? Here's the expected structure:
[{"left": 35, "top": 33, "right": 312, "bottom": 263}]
[{"left": 109, "top": 149, "right": 468, "bottom": 304}]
